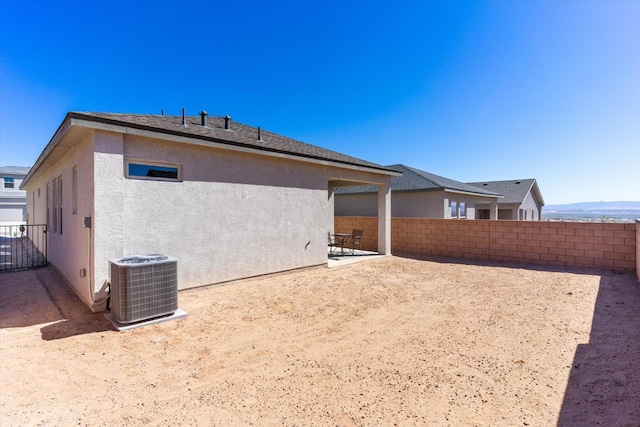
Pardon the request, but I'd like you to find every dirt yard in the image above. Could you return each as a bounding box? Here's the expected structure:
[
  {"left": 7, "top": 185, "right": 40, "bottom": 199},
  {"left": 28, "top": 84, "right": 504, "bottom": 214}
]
[{"left": 1, "top": 256, "right": 639, "bottom": 426}]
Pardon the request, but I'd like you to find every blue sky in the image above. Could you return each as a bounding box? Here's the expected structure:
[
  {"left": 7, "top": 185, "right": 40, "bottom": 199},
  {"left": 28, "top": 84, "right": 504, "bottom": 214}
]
[{"left": 1, "top": 0, "right": 638, "bottom": 205}]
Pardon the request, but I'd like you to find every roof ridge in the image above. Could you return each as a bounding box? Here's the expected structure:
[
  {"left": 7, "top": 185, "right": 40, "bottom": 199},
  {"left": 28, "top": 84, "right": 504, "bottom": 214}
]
[
  {"left": 401, "top": 164, "right": 447, "bottom": 187},
  {"left": 468, "top": 178, "right": 536, "bottom": 184}
]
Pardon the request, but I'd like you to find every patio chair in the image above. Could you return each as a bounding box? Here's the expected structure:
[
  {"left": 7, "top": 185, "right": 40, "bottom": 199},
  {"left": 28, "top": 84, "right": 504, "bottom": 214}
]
[
  {"left": 328, "top": 231, "right": 339, "bottom": 254},
  {"left": 349, "top": 229, "right": 363, "bottom": 254}
]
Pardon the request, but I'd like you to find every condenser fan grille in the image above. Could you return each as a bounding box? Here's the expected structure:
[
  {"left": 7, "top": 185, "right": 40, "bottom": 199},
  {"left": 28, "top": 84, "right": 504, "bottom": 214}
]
[{"left": 110, "top": 255, "right": 178, "bottom": 324}]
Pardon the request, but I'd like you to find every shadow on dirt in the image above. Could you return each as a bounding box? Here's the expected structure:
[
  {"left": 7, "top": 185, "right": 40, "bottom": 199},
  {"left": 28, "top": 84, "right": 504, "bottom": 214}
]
[
  {"left": 396, "top": 252, "right": 640, "bottom": 424},
  {"left": 0, "top": 266, "right": 113, "bottom": 339},
  {"left": 556, "top": 272, "right": 640, "bottom": 426}
]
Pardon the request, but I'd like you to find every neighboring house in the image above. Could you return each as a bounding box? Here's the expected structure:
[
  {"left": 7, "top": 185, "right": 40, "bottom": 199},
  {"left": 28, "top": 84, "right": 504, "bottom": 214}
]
[
  {"left": 0, "top": 166, "right": 30, "bottom": 226},
  {"left": 21, "top": 111, "right": 399, "bottom": 311},
  {"left": 467, "top": 179, "right": 545, "bottom": 220},
  {"left": 335, "top": 164, "right": 502, "bottom": 219}
]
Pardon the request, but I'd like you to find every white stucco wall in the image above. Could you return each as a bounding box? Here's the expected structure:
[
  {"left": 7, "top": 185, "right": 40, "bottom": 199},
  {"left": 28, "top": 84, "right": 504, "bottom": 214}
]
[
  {"left": 398, "top": 191, "right": 449, "bottom": 218},
  {"left": 111, "top": 135, "right": 330, "bottom": 289},
  {"left": 92, "top": 130, "right": 124, "bottom": 306},
  {"left": 25, "top": 125, "right": 393, "bottom": 311},
  {"left": 336, "top": 191, "right": 493, "bottom": 219},
  {"left": 22, "top": 132, "right": 97, "bottom": 307},
  {"left": 108, "top": 133, "right": 389, "bottom": 292},
  {"left": 2, "top": 173, "right": 26, "bottom": 189},
  {"left": 0, "top": 203, "right": 25, "bottom": 223},
  {"left": 476, "top": 187, "right": 543, "bottom": 221},
  {"left": 1, "top": 173, "right": 27, "bottom": 225},
  {"left": 334, "top": 193, "right": 378, "bottom": 216},
  {"left": 520, "top": 191, "right": 542, "bottom": 220}
]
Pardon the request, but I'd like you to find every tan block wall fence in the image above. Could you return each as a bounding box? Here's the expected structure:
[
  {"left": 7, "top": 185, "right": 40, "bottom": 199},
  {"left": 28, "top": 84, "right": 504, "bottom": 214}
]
[
  {"left": 637, "top": 220, "right": 640, "bottom": 281},
  {"left": 335, "top": 217, "right": 638, "bottom": 273}
]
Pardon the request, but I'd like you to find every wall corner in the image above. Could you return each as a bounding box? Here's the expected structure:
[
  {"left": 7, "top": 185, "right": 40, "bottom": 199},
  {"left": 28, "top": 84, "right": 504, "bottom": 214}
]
[{"left": 92, "top": 131, "right": 125, "bottom": 297}]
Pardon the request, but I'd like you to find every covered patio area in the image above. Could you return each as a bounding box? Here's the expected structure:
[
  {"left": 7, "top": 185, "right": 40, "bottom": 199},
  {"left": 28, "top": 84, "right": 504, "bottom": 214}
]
[{"left": 328, "top": 171, "right": 398, "bottom": 257}]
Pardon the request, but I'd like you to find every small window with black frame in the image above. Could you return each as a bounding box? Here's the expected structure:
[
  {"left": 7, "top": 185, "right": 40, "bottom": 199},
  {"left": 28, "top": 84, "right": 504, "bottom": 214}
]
[{"left": 125, "top": 161, "right": 181, "bottom": 181}]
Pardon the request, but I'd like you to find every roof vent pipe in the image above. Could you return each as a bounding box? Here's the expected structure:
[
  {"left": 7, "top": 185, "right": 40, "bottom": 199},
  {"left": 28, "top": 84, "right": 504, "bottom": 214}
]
[
  {"left": 258, "top": 126, "right": 262, "bottom": 140},
  {"left": 182, "top": 108, "right": 187, "bottom": 127},
  {"left": 200, "top": 110, "right": 208, "bottom": 127},
  {"left": 224, "top": 115, "right": 231, "bottom": 130}
]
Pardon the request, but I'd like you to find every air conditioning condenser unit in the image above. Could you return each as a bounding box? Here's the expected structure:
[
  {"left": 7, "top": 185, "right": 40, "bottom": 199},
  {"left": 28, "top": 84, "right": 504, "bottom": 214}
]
[{"left": 109, "top": 254, "right": 178, "bottom": 324}]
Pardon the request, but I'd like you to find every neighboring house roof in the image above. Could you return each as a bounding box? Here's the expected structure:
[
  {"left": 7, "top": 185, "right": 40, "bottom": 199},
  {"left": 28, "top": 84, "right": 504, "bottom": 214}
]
[
  {"left": 0, "top": 166, "right": 30, "bottom": 175},
  {"left": 336, "top": 164, "right": 502, "bottom": 198},
  {"left": 467, "top": 179, "right": 545, "bottom": 206}
]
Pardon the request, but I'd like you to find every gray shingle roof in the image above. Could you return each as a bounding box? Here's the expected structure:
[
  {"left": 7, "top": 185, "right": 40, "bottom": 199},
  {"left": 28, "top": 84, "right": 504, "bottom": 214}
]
[
  {"left": 336, "top": 164, "right": 501, "bottom": 196},
  {"left": 69, "top": 112, "right": 396, "bottom": 174},
  {"left": 0, "top": 166, "right": 30, "bottom": 175},
  {"left": 467, "top": 179, "right": 537, "bottom": 204}
]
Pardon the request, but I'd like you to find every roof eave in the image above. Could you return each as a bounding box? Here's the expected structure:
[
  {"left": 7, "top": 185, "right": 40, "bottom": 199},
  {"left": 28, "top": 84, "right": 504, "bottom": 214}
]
[
  {"left": 337, "top": 187, "right": 504, "bottom": 198},
  {"left": 70, "top": 113, "right": 399, "bottom": 177},
  {"left": 21, "top": 113, "right": 74, "bottom": 189},
  {"left": 443, "top": 188, "right": 504, "bottom": 199},
  {"left": 22, "top": 113, "right": 400, "bottom": 189},
  {"left": 530, "top": 180, "right": 545, "bottom": 206}
]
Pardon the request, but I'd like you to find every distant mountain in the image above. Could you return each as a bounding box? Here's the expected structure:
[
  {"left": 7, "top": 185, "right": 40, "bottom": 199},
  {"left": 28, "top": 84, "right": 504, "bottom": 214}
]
[
  {"left": 544, "top": 201, "right": 640, "bottom": 211},
  {"left": 542, "top": 201, "right": 640, "bottom": 223}
]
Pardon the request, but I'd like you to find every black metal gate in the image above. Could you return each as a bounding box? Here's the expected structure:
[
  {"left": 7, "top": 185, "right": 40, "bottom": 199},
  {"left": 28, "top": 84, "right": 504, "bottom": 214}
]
[{"left": 0, "top": 224, "right": 48, "bottom": 272}]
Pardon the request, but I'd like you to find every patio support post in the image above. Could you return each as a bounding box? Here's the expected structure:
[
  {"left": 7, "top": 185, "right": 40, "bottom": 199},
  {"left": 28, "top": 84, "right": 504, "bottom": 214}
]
[
  {"left": 490, "top": 201, "right": 498, "bottom": 220},
  {"left": 328, "top": 186, "right": 335, "bottom": 235},
  {"left": 377, "top": 181, "right": 391, "bottom": 255}
]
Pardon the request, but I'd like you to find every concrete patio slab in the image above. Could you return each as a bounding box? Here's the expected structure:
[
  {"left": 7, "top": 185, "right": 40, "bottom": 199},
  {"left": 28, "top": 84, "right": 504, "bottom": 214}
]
[{"left": 327, "top": 248, "right": 387, "bottom": 268}]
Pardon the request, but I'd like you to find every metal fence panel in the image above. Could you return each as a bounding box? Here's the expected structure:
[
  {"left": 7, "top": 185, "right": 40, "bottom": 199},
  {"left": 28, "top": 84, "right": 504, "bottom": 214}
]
[{"left": 0, "top": 224, "right": 48, "bottom": 272}]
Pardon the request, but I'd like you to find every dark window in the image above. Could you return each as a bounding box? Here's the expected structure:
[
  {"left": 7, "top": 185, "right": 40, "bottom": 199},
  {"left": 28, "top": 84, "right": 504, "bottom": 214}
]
[
  {"left": 3, "top": 177, "right": 14, "bottom": 188},
  {"left": 127, "top": 163, "right": 180, "bottom": 180}
]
